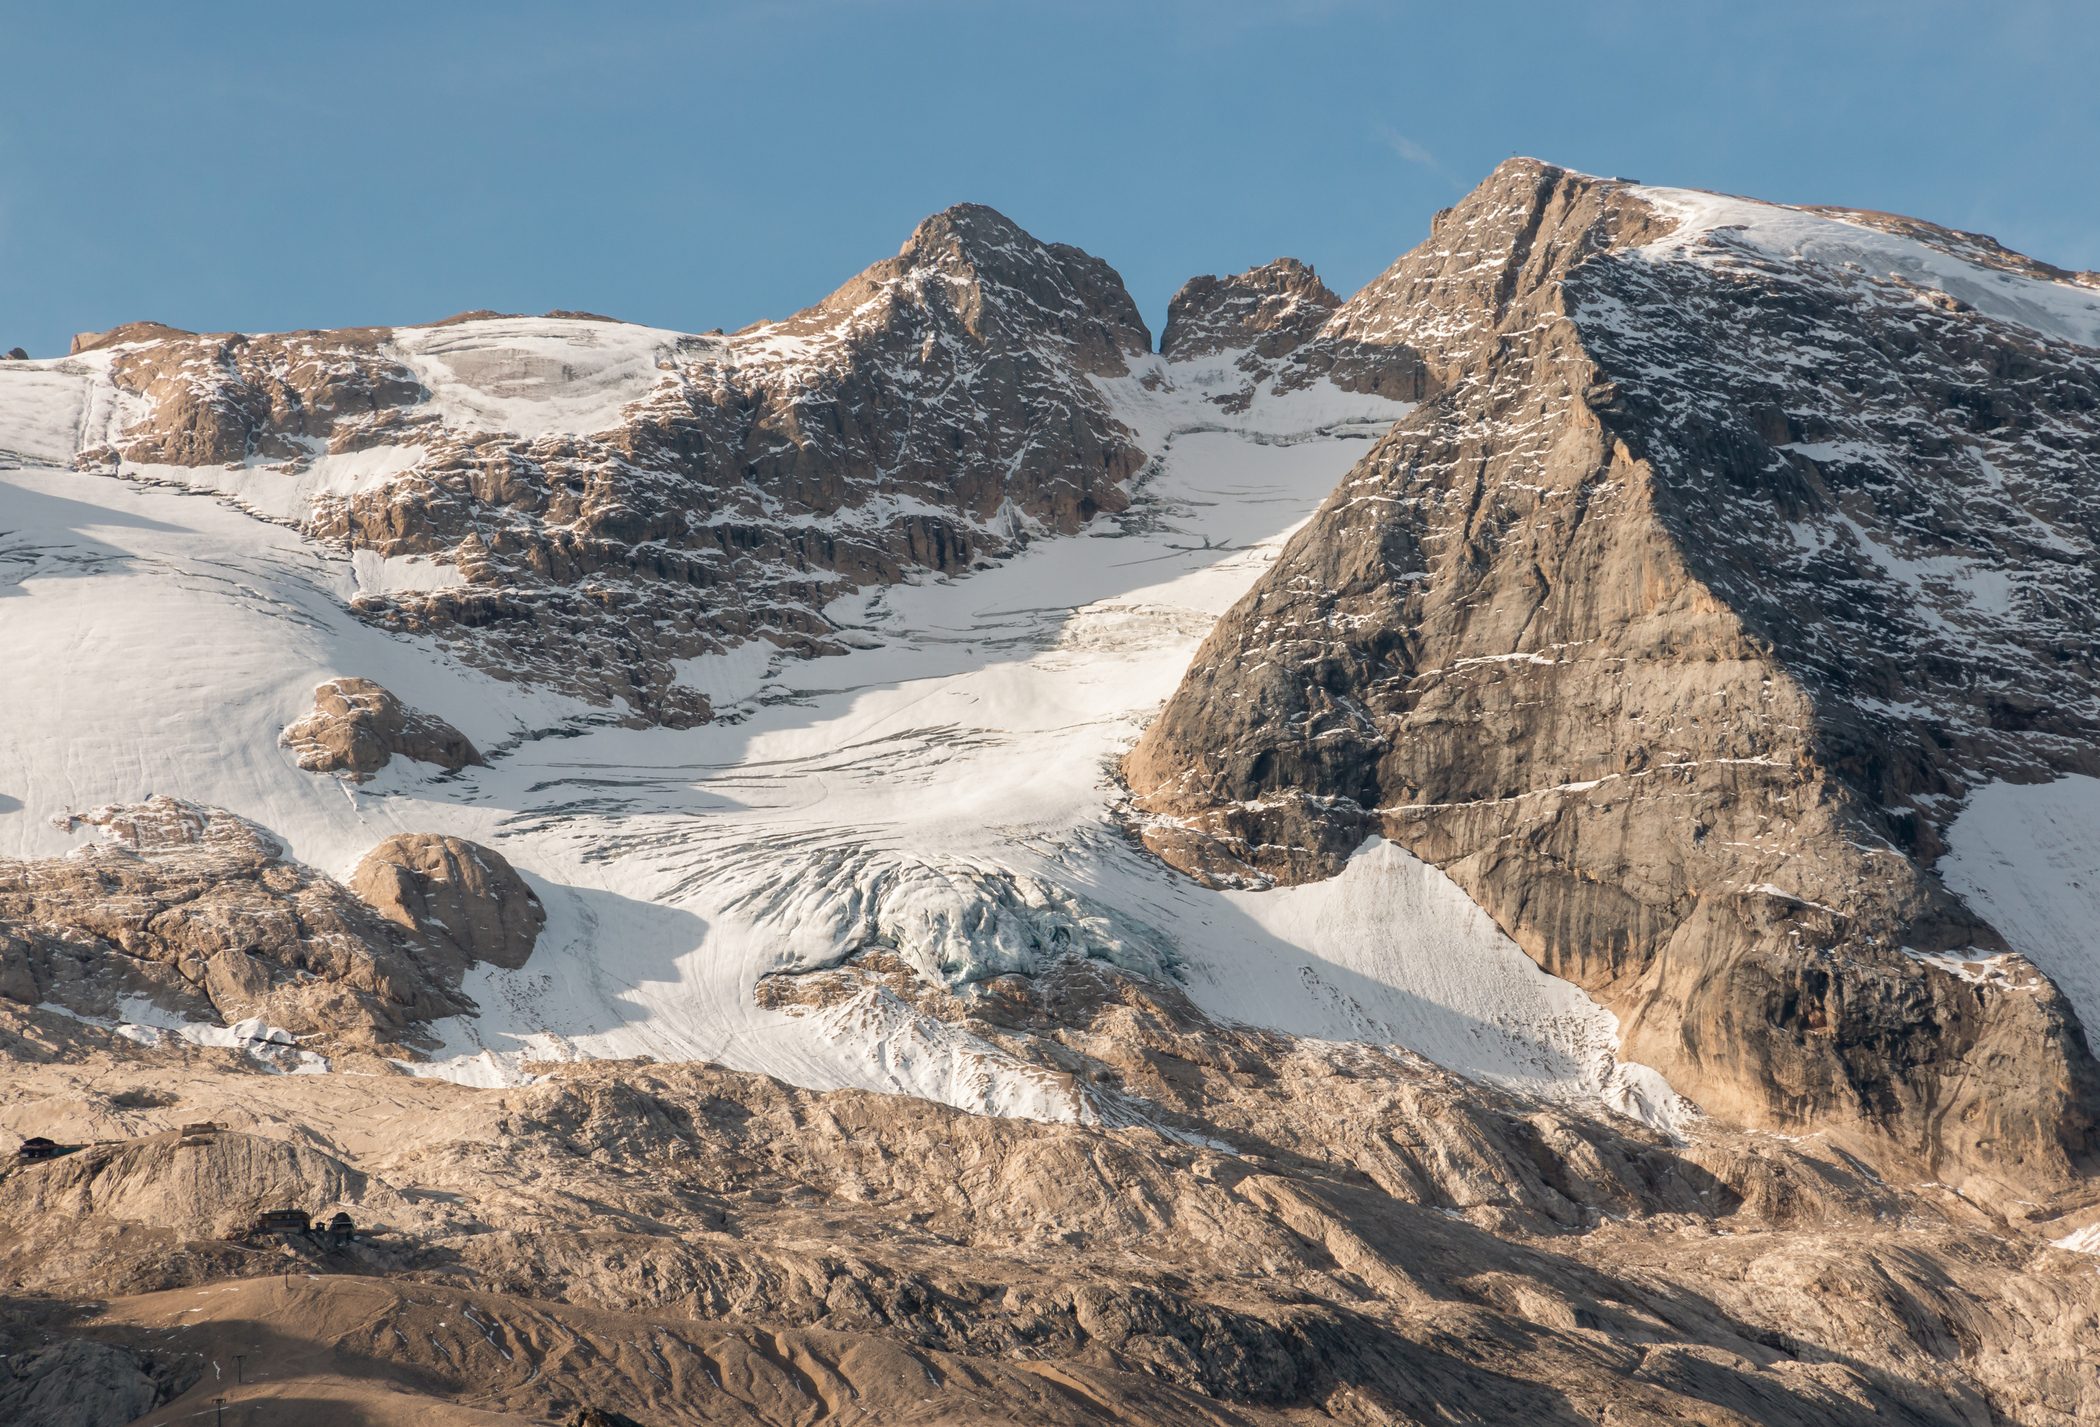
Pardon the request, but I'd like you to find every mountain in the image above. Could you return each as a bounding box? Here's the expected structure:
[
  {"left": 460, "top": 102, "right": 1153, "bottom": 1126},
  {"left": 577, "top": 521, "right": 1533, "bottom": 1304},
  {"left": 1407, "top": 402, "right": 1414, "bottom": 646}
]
[
  {"left": 3, "top": 170, "right": 2100, "bottom": 1426},
  {"left": 52, "top": 203, "right": 1152, "bottom": 724},
  {"left": 1129, "top": 159, "right": 2100, "bottom": 1189}
]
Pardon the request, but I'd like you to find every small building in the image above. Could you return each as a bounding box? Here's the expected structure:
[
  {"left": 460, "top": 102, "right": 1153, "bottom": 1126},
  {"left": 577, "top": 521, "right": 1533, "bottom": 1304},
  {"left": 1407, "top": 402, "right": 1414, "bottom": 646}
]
[
  {"left": 326, "top": 1211, "right": 355, "bottom": 1246},
  {"left": 179, "top": 1121, "right": 220, "bottom": 1137},
  {"left": 255, "top": 1208, "right": 312, "bottom": 1234},
  {"left": 16, "top": 1137, "right": 63, "bottom": 1163}
]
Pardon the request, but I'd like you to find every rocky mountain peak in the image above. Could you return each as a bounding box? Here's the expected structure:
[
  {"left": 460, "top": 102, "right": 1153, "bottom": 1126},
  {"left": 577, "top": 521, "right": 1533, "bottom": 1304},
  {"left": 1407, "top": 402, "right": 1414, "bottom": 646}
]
[
  {"left": 787, "top": 201, "right": 1152, "bottom": 377},
  {"left": 42, "top": 206, "right": 1155, "bottom": 726},
  {"left": 1160, "top": 257, "right": 1339, "bottom": 361},
  {"left": 1126, "top": 161, "right": 2100, "bottom": 1187}
]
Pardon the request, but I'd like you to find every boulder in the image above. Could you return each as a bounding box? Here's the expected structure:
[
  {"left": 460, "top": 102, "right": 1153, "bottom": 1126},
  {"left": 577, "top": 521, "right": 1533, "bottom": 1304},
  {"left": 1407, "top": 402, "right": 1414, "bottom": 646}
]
[
  {"left": 281, "top": 677, "right": 483, "bottom": 779},
  {"left": 351, "top": 833, "right": 544, "bottom": 976}
]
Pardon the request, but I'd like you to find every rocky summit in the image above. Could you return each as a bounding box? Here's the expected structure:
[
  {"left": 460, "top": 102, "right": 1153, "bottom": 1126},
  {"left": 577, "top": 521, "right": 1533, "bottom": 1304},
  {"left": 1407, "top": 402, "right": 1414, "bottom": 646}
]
[{"left": 3, "top": 162, "right": 2100, "bottom": 1426}]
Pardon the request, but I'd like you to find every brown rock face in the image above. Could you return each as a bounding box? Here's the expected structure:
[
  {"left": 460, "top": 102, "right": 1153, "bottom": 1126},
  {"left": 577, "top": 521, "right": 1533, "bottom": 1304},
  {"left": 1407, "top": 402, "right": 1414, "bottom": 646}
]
[
  {"left": 0, "top": 799, "right": 465, "bottom": 1046},
  {"left": 0, "top": 800, "right": 539, "bottom": 1052},
  {"left": 350, "top": 833, "right": 544, "bottom": 976},
  {"left": 1157, "top": 255, "right": 1431, "bottom": 411},
  {"left": 1160, "top": 258, "right": 1341, "bottom": 362},
  {"left": 102, "top": 326, "right": 422, "bottom": 465},
  {"left": 0, "top": 1128, "right": 377, "bottom": 1239},
  {"left": 280, "top": 677, "right": 483, "bottom": 778},
  {"left": 1125, "top": 159, "right": 2100, "bottom": 1188},
  {"left": 0, "top": 1334, "right": 176, "bottom": 1427},
  {"left": 90, "top": 205, "right": 1154, "bottom": 725},
  {"left": 4, "top": 989, "right": 2099, "bottom": 1426}
]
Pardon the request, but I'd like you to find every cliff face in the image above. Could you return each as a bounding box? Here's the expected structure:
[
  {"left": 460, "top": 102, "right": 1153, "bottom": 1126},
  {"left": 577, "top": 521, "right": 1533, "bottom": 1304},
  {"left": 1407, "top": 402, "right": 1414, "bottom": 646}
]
[
  {"left": 1125, "top": 160, "right": 2100, "bottom": 1187},
  {"left": 80, "top": 205, "right": 1152, "bottom": 724}
]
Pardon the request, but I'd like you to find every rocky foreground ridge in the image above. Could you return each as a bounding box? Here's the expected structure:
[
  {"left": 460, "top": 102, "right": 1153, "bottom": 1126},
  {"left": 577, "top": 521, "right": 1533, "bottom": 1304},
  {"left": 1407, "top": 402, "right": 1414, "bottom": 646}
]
[
  {"left": 0, "top": 796, "right": 540, "bottom": 1058},
  {"left": 1127, "top": 159, "right": 2100, "bottom": 1189},
  {"left": 3, "top": 968, "right": 2100, "bottom": 1426}
]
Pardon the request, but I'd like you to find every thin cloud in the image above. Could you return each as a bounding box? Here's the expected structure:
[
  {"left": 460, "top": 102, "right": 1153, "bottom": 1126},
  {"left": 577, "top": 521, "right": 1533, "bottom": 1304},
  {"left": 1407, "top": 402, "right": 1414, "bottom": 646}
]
[
  {"left": 1378, "top": 128, "right": 1439, "bottom": 170},
  {"left": 1376, "top": 125, "right": 1469, "bottom": 192}
]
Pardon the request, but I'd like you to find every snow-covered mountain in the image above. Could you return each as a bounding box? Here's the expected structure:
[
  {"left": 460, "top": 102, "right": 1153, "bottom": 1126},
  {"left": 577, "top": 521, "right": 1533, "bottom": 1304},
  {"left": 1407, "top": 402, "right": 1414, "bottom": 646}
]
[
  {"left": 27, "top": 205, "right": 1153, "bottom": 724},
  {"left": 4, "top": 162, "right": 2100, "bottom": 1427}
]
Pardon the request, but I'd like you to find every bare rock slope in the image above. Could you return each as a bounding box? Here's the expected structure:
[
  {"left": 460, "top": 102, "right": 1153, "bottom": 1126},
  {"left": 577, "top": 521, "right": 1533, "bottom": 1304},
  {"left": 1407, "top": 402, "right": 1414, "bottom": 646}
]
[
  {"left": 2, "top": 992, "right": 2098, "bottom": 1426},
  {"left": 1127, "top": 159, "right": 2100, "bottom": 1187}
]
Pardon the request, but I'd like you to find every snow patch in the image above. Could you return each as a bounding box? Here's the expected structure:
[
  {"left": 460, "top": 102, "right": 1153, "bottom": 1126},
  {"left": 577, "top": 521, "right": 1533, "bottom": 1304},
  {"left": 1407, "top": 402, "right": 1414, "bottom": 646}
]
[
  {"left": 91, "top": 998, "right": 330, "bottom": 1074},
  {"left": 670, "top": 642, "right": 780, "bottom": 713},
  {"left": 1941, "top": 776, "right": 2100, "bottom": 1038},
  {"left": 390, "top": 317, "right": 681, "bottom": 437}
]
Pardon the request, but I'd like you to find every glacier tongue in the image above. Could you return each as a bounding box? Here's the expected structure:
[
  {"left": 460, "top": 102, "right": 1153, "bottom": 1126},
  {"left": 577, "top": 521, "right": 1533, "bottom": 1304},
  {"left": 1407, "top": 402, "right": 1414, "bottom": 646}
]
[{"left": 715, "top": 847, "right": 1177, "bottom": 988}]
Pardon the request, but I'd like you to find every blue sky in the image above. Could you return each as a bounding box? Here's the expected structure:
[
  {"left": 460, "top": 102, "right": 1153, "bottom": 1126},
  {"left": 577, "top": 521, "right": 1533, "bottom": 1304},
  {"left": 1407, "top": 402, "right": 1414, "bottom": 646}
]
[{"left": 3, "top": 1, "right": 2095, "bottom": 356}]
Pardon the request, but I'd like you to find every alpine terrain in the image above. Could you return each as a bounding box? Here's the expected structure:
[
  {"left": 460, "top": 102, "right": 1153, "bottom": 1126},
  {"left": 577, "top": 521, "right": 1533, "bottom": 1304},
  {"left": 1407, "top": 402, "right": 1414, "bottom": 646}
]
[{"left": 2, "top": 159, "right": 2099, "bottom": 1426}]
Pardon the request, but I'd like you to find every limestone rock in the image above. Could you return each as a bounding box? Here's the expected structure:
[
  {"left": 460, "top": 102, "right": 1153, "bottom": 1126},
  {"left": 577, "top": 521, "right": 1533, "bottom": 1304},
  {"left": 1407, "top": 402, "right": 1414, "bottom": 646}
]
[
  {"left": 0, "top": 1128, "right": 378, "bottom": 1238},
  {"left": 280, "top": 677, "right": 483, "bottom": 778},
  {"left": 0, "top": 798, "right": 466, "bottom": 1046},
  {"left": 1125, "top": 159, "right": 2100, "bottom": 1189},
  {"left": 0, "top": 1338, "right": 171, "bottom": 1427},
  {"left": 101, "top": 325, "right": 423, "bottom": 465},
  {"left": 350, "top": 833, "right": 544, "bottom": 975},
  {"left": 1158, "top": 254, "right": 1431, "bottom": 410},
  {"left": 0, "top": 801, "right": 540, "bottom": 1053},
  {"left": 1160, "top": 258, "right": 1340, "bottom": 362},
  {"left": 1, "top": 1032, "right": 2095, "bottom": 1426}
]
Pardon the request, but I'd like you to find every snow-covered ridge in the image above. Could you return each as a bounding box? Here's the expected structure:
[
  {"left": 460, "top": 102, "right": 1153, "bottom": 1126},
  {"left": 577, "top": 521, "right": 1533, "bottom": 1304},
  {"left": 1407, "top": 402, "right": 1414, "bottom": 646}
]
[
  {"left": 1635, "top": 185, "right": 2100, "bottom": 350},
  {"left": 3, "top": 204, "right": 1157, "bottom": 725}
]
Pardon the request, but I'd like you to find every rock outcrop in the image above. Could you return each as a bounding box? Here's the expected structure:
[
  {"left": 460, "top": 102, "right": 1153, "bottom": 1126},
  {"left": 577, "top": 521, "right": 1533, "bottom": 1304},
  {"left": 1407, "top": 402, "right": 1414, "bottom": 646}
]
[
  {"left": 0, "top": 798, "right": 538, "bottom": 1052},
  {"left": 82, "top": 206, "right": 1154, "bottom": 724},
  {"left": 1, "top": 1027, "right": 2097, "bottom": 1425},
  {"left": 1157, "top": 254, "right": 1430, "bottom": 409},
  {"left": 1126, "top": 159, "right": 2100, "bottom": 1189},
  {"left": 280, "top": 676, "right": 483, "bottom": 778},
  {"left": 0, "top": 1334, "right": 179, "bottom": 1427},
  {"left": 97, "top": 325, "right": 422, "bottom": 465},
  {"left": 0, "top": 1128, "right": 377, "bottom": 1239},
  {"left": 350, "top": 833, "right": 544, "bottom": 977},
  {"left": 1160, "top": 258, "right": 1341, "bottom": 362}
]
